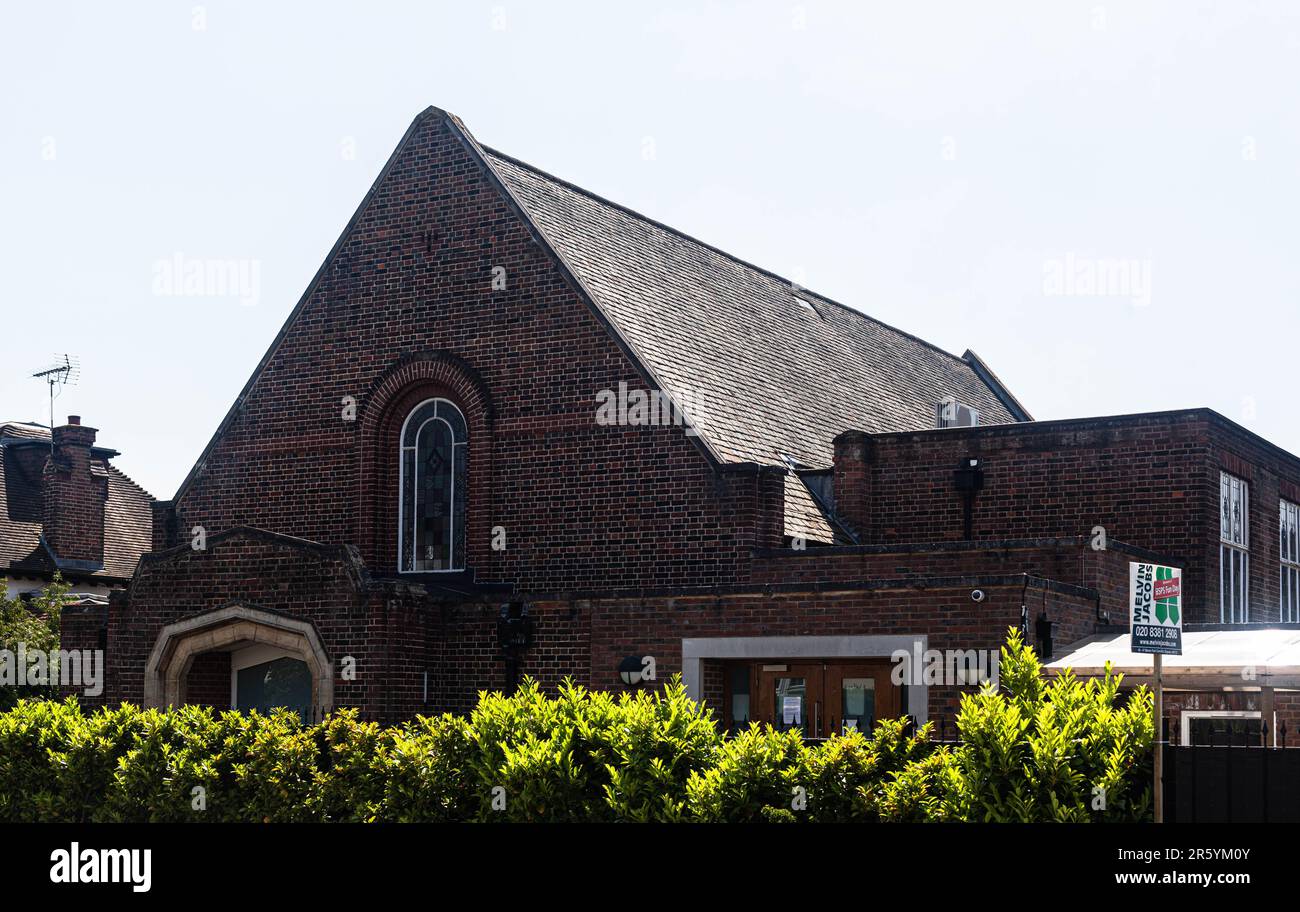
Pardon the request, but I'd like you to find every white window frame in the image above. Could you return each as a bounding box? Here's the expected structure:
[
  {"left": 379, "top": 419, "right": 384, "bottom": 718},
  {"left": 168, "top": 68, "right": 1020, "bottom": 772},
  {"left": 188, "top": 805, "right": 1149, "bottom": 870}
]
[
  {"left": 1181, "top": 710, "right": 1262, "bottom": 746},
  {"left": 1220, "top": 471, "right": 1250, "bottom": 623},
  {"left": 1282, "top": 500, "right": 1300, "bottom": 622},
  {"left": 398, "top": 398, "right": 468, "bottom": 574}
]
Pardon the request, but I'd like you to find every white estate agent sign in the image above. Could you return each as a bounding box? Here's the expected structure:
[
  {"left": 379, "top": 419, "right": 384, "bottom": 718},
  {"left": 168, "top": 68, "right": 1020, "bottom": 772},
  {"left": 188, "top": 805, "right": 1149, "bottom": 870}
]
[{"left": 1129, "top": 561, "right": 1183, "bottom": 656}]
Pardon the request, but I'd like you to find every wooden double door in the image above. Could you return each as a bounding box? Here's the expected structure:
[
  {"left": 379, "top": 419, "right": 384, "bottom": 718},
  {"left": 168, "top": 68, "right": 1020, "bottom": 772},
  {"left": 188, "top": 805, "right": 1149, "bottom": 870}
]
[{"left": 731, "top": 660, "right": 900, "bottom": 738}]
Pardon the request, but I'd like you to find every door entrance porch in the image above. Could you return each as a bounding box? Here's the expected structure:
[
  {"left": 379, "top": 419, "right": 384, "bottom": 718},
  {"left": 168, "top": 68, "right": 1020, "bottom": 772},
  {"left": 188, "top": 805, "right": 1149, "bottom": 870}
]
[
  {"left": 682, "top": 634, "right": 928, "bottom": 728},
  {"left": 727, "top": 659, "right": 901, "bottom": 736},
  {"left": 143, "top": 603, "right": 333, "bottom": 721}
]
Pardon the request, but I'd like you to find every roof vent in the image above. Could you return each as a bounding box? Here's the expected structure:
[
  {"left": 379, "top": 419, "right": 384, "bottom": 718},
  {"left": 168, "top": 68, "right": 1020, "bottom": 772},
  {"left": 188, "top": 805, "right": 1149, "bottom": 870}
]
[
  {"left": 793, "top": 295, "right": 816, "bottom": 315},
  {"left": 937, "top": 397, "right": 979, "bottom": 428}
]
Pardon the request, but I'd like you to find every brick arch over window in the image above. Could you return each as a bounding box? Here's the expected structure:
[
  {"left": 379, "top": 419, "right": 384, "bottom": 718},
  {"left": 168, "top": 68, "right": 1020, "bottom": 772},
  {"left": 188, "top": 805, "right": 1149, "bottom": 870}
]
[{"left": 358, "top": 351, "right": 495, "bottom": 575}]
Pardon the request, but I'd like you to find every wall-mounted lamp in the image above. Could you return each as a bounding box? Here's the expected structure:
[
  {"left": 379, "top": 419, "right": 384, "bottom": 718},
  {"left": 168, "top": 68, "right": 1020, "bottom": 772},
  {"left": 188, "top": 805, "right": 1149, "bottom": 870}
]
[
  {"left": 497, "top": 602, "right": 534, "bottom": 692},
  {"left": 618, "top": 655, "right": 656, "bottom": 686},
  {"left": 953, "top": 457, "right": 985, "bottom": 540}
]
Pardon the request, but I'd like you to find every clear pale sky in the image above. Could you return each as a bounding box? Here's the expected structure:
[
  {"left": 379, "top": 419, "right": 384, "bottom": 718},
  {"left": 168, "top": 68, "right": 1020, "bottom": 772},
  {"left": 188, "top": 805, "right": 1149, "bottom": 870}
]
[{"left": 3, "top": 1, "right": 1298, "bottom": 498}]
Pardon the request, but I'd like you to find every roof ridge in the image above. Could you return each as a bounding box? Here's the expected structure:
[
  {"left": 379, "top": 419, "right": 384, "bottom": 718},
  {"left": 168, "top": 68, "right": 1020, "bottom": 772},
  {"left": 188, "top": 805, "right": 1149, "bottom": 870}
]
[
  {"left": 481, "top": 145, "right": 975, "bottom": 368},
  {"left": 106, "top": 463, "right": 157, "bottom": 502}
]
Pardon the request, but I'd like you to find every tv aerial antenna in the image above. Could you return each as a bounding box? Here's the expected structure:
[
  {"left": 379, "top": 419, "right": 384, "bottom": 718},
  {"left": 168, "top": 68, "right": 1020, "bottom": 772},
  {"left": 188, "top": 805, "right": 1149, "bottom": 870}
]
[{"left": 30, "top": 354, "right": 80, "bottom": 454}]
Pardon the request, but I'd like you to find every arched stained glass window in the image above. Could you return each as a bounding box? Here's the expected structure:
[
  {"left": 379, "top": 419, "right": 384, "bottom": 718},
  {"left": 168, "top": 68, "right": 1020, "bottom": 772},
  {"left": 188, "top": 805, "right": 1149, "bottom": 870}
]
[{"left": 399, "top": 398, "right": 467, "bottom": 572}]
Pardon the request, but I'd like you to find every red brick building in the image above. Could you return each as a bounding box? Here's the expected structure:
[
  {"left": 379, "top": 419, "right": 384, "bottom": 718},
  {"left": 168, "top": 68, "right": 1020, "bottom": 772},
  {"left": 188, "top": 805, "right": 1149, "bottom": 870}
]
[
  {"left": 62, "top": 107, "right": 1300, "bottom": 740},
  {"left": 1, "top": 417, "right": 154, "bottom": 603}
]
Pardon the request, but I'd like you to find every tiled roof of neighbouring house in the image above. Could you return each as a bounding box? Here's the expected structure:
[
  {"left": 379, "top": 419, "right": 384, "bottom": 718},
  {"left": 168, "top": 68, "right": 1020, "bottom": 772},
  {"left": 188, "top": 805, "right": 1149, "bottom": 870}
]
[
  {"left": 0, "top": 421, "right": 154, "bottom": 581},
  {"left": 483, "top": 146, "right": 1030, "bottom": 472}
]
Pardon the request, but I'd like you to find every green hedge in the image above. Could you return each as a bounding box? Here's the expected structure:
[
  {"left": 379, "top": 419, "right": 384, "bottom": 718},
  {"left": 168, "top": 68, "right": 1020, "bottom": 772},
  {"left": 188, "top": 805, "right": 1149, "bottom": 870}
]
[{"left": 0, "top": 629, "right": 1152, "bottom": 822}]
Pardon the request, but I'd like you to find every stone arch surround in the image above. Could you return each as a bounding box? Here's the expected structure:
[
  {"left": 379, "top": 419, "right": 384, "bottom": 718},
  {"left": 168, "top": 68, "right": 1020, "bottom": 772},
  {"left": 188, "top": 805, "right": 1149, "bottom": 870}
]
[{"left": 143, "top": 603, "right": 333, "bottom": 719}]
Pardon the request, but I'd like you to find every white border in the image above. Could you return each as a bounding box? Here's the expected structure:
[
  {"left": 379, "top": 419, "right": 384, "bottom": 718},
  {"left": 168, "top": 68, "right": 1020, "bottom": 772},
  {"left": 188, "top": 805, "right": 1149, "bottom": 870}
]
[{"left": 1180, "top": 709, "right": 1262, "bottom": 746}]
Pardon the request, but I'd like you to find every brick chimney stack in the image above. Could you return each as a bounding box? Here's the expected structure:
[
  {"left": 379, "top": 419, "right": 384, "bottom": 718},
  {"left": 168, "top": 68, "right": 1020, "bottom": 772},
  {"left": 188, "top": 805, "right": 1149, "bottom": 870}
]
[
  {"left": 832, "top": 430, "right": 873, "bottom": 541},
  {"left": 42, "top": 415, "right": 108, "bottom": 568}
]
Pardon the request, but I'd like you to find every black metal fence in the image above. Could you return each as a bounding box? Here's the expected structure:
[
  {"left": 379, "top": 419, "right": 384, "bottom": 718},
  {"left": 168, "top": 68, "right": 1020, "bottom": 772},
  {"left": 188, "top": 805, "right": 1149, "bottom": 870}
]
[
  {"left": 1163, "top": 718, "right": 1300, "bottom": 823},
  {"left": 929, "top": 716, "right": 961, "bottom": 745}
]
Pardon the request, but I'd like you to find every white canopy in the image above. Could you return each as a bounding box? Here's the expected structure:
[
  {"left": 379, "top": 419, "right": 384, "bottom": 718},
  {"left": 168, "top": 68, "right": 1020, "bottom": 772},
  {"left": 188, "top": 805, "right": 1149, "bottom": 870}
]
[{"left": 1045, "top": 628, "right": 1300, "bottom": 690}]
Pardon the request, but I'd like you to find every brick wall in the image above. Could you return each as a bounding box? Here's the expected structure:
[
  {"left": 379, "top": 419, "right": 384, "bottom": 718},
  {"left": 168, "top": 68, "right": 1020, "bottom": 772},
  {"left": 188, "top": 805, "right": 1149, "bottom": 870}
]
[
  {"left": 858, "top": 412, "right": 1209, "bottom": 554},
  {"left": 58, "top": 603, "right": 106, "bottom": 707},
  {"left": 433, "top": 579, "right": 1100, "bottom": 727},
  {"left": 185, "top": 651, "right": 230, "bottom": 709},
  {"left": 750, "top": 536, "right": 1175, "bottom": 636},
  {"left": 828, "top": 410, "right": 1300, "bottom": 625},
  {"left": 106, "top": 528, "right": 436, "bottom": 723}
]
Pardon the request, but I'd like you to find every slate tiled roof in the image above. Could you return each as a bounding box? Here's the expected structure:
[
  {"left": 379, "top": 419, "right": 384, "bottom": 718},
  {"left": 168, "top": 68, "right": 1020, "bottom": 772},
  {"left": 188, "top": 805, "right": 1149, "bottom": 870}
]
[
  {"left": 0, "top": 422, "right": 154, "bottom": 582},
  {"left": 783, "top": 473, "right": 843, "bottom": 545},
  {"left": 483, "top": 148, "right": 1029, "bottom": 473}
]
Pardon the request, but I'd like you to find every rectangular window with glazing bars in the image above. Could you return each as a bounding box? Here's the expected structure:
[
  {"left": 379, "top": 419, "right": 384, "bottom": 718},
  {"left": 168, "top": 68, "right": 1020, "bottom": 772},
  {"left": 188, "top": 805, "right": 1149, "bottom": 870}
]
[
  {"left": 1220, "top": 471, "right": 1250, "bottom": 623},
  {"left": 1281, "top": 500, "right": 1300, "bottom": 623}
]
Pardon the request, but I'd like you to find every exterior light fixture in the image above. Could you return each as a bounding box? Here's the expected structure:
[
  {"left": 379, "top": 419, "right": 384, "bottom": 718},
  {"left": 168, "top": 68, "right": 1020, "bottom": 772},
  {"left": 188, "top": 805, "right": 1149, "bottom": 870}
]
[
  {"left": 497, "top": 602, "right": 534, "bottom": 692},
  {"left": 954, "top": 457, "right": 984, "bottom": 490},
  {"left": 953, "top": 457, "right": 985, "bottom": 540},
  {"left": 618, "top": 655, "right": 649, "bottom": 686}
]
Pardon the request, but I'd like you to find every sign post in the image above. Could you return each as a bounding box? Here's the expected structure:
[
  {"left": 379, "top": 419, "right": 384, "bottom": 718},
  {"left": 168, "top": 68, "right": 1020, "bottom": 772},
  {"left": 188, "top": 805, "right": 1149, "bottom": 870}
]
[
  {"left": 1153, "top": 652, "right": 1162, "bottom": 824},
  {"left": 1129, "top": 562, "right": 1183, "bottom": 824}
]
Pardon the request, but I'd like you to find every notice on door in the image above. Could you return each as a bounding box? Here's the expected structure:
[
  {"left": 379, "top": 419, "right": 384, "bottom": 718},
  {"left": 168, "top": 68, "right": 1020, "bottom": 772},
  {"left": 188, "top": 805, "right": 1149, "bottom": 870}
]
[
  {"left": 782, "top": 696, "right": 802, "bottom": 725},
  {"left": 1129, "top": 561, "right": 1183, "bottom": 655}
]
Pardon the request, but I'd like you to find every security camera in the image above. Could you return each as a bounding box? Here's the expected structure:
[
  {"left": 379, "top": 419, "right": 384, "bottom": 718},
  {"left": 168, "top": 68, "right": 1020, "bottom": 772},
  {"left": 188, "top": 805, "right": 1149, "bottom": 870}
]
[{"left": 970, "top": 589, "right": 986, "bottom": 603}]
